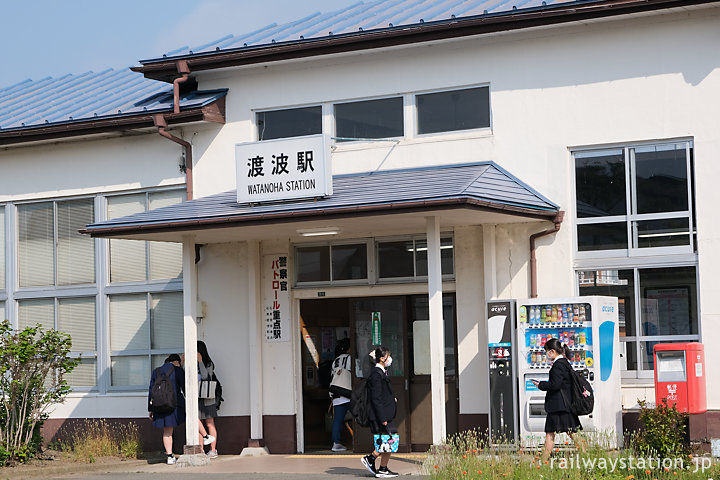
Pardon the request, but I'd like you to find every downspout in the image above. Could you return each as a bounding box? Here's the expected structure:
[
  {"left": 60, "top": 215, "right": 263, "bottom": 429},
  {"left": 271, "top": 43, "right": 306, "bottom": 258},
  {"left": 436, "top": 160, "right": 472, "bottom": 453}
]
[
  {"left": 529, "top": 211, "right": 565, "bottom": 298},
  {"left": 153, "top": 114, "right": 193, "bottom": 200},
  {"left": 173, "top": 60, "right": 191, "bottom": 114}
]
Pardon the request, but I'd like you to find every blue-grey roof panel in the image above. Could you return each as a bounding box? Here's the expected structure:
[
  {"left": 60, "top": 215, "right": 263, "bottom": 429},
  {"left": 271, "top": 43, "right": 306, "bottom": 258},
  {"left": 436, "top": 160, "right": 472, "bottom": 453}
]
[
  {"left": 85, "top": 163, "right": 559, "bottom": 234},
  {"left": 146, "top": 0, "right": 592, "bottom": 61},
  {"left": 0, "top": 69, "right": 227, "bottom": 131}
]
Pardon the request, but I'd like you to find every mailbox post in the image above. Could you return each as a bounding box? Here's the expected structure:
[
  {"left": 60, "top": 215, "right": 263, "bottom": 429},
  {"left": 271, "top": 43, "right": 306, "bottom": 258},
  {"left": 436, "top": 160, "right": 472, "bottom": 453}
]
[{"left": 653, "top": 343, "right": 706, "bottom": 414}]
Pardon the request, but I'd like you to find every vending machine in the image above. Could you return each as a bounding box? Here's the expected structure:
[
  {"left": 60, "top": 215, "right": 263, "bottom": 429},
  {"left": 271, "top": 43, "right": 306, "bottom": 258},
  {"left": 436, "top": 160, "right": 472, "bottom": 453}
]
[
  {"left": 516, "top": 296, "right": 621, "bottom": 449},
  {"left": 486, "top": 300, "right": 519, "bottom": 443}
]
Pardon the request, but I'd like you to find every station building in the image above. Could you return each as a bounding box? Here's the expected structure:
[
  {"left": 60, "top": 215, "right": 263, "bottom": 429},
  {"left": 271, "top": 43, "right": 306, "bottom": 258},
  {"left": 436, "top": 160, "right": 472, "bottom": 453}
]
[{"left": 1, "top": 0, "right": 719, "bottom": 454}]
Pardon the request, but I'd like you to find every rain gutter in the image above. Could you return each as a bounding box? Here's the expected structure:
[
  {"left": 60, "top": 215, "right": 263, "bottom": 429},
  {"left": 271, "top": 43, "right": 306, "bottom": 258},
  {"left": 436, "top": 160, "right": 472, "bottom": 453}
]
[
  {"left": 153, "top": 114, "right": 194, "bottom": 200},
  {"left": 529, "top": 211, "right": 565, "bottom": 298}
]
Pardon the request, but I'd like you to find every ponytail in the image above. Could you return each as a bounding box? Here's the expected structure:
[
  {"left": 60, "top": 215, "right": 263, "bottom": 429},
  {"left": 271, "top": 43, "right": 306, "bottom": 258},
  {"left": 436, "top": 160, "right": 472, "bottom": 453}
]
[{"left": 544, "top": 337, "right": 570, "bottom": 358}]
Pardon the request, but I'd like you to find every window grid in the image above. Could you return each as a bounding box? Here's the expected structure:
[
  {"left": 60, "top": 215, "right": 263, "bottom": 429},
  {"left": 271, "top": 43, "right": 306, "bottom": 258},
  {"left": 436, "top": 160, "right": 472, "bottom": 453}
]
[
  {"left": 574, "top": 141, "right": 694, "bottom": 258},
  {"left": 254, "top": 84, "right": 492, "bottom": 143},
  {"left": 7, "top": 187, "right": 185, "bottom": 392},
  {"left": 577, "top": 266, "right": 699, "bottom": 378}
]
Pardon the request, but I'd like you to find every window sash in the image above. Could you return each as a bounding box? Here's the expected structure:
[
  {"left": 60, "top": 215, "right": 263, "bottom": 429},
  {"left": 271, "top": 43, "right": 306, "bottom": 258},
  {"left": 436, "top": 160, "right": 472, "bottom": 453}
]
[
  {"left": 18, "top": 203, "right": 54, "bottom": 287},
  {"left": 416, "top": 87, "right": 490, "bottom": 135},
  {"left": 58, "top": 297, "right": 96, "bottom": 352},
  {"left": 0, "top": 207, "right": 4, "bottom": 291},
  {"left": 17, "top": 298, "right": 54, "bottom": 332},
  {"left": 577, "top": 265, "right": 698, "bottom": 373},
  {"left": 573, "top": 142, "right": 694, "bottom": 257},
  {"left": 56, "top": 199, "right": 95, "bottom": 285}
]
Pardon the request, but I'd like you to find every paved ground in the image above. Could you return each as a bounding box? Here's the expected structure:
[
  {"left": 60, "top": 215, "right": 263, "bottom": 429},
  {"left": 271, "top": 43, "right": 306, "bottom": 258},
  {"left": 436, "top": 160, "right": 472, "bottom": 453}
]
[{"left": 3, "top": 453, "right": 428, "bottom": 480}]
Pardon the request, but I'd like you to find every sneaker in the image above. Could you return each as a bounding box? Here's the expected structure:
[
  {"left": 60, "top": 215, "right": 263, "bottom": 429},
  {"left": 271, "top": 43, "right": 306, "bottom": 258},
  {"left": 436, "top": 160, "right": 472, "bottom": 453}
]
[
  {"left": 203, "top": 434, "right": 215, "bottom": 446},
  {"left": 361, "top": 454, "right": 377, "bottom": 475},
  {"left": 375, "top": 466, "right": 398, "bottom": 478},
  {"left": 206, "top": 450, "right": 218, "bottom": 458},
  {"left": 332, "top": 443, "right": 347, "bottom": 452},
  {"left": 166, "top": 455, "right": 177, "bottom": 465}
]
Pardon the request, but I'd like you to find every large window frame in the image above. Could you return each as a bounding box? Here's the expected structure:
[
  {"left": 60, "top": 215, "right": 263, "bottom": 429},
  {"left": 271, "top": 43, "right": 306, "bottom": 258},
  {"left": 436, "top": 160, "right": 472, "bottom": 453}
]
[
  {"left": 253, "top": 83, "right": 493, "bottom": 145},
  {"left": 2, "top": 187, "right": 185, "bottom": 393},
  {"left": 573, "top": 140, "right": 695, "bottom": 259},
  {"left": 576, "top": 266, "right": 699, "bottom": 380},
  {"left": 293, "top": 234, "right": 455, "bottom": 287}
]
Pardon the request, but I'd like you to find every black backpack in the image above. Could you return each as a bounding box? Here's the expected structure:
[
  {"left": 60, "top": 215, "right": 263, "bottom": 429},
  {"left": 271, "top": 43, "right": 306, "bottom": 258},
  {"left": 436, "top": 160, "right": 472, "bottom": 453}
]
[
  {"left": 150, "top": 366, "right": 177, "bottom": 414},
  {"left": 350, "top": 379, "right": 370, "bottom": 427},
  {"left": 561, "top": 363, "right": 594, "bottom": 416},
  {"left": 318, "top": 359, "right": 333, "bottom": 389},
  {"left": 212, "top": 372, "right": 224, "bottom": 410}
]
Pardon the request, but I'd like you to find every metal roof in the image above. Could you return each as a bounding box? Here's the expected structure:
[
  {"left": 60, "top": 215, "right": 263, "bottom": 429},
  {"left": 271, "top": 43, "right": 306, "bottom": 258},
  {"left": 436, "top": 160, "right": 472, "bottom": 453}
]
[
  {"left": 0, "top": 68, "right": 227, "bottom": 131},
  {"left": 144, "top": 0, "right": 638, "bottom": 61},
  {"left": 84, "top": 162, "right": 559, "bottom": 236}
]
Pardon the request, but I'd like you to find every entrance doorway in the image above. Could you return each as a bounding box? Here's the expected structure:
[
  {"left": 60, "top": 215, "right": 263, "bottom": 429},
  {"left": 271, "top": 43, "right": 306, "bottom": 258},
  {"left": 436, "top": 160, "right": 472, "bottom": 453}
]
[{"left": 299, "top": 294, "right": 458, "bottom": 452}]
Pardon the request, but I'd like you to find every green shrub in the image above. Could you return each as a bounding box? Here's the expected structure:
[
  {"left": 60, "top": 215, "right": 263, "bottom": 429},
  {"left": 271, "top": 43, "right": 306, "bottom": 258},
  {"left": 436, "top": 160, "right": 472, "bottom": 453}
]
[
  {"left": 634, "top": 398, "right": 690, "bottom": 459},
  {"left": 0, "top": 320, "right": 77, "bottom": 465}
]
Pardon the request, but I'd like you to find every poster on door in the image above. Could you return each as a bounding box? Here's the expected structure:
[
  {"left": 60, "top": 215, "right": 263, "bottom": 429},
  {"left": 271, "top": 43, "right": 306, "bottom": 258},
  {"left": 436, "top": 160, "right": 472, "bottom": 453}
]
[{"left": 264, "top": 254, "right": 290, "bottom": 342}]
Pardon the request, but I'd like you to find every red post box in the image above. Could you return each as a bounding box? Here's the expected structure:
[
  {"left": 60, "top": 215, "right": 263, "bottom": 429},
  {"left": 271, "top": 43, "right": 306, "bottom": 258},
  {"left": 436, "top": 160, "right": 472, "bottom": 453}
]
[{"left": 653, "top": 343, "right": 706, "bottom": 414}]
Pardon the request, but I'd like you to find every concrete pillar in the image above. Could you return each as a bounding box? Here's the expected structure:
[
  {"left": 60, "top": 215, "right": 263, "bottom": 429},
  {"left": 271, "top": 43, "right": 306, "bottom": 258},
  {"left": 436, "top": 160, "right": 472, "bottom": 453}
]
[
  {"left": 182, "top": 236, "right": 201, "bottom": 454},
  {"left": 426, "top": 216, "right": 446, "bottom": 444},
  {"left": 483, "top": 225, "right": 497, "bottom": 302},
  {"left": 242, "top": 240, "right": 269, "bottom": 455}
]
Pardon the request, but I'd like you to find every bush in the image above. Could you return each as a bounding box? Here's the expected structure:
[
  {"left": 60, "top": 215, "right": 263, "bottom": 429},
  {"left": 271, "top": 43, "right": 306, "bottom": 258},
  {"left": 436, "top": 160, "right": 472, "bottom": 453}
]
[
  {"left": 0, "top": 320, "right": 77, "bottom": 465},
  {"left": 634, "top": 398, "right": 690, "bottom": 459}
]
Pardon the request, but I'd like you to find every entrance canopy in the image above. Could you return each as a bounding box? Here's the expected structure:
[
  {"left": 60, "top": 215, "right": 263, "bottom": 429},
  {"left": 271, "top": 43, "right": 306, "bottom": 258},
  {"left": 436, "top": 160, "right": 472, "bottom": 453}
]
[{"left": 83, "top": 162, "right": 559, "bottom": 242}]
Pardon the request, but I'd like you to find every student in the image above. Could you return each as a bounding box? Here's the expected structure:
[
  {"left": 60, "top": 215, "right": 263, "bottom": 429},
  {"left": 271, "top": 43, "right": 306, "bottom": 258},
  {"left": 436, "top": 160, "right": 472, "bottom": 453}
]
[
  {"left": 330, "top": 338, "right": 351, "bottom": 452},
  {"left": 148, "top": 354, "right": 185, "bottom": 465},
  {"left": 197, "top": 340, "right": 219, "bottom": 458},
  {"left": 361, "top": 345, "right": 399, "bottom": 478},
  {"left": 531, "top": 337, "right": 582, "bottom": 460}
]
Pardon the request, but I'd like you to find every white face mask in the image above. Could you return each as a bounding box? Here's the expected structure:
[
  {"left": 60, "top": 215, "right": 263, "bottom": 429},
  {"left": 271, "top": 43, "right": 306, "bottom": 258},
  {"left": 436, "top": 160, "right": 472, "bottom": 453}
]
[{"left": 384, "top": 356, "right": 393, "bottom": 368}]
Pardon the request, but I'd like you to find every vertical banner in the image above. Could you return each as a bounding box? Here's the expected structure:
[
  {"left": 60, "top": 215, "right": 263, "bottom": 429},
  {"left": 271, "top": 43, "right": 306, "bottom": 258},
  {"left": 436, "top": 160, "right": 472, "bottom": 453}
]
[
  {"left": 264, "top": 254, "right": 290, "bottom": 342},
  {"left": 372, "top": 312, "right": 381, "bottom": 345}
]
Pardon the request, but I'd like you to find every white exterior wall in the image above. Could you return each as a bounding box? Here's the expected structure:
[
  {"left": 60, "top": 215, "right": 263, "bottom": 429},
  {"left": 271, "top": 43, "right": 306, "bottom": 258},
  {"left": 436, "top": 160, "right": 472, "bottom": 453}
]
[
  {"left": 4, "top": 5, "right": 720, "bottom": 426},
  {"left": 184, "top": 7, "right": 720, "bottom": 411},
  {"left": 0, "top": 133, "right": 185, "bottom": 201}
]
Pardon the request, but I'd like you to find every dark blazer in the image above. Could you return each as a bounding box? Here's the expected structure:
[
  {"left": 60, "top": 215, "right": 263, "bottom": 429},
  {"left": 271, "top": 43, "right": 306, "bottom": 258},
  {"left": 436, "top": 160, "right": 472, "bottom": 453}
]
[
  {"left": 538, "top": 357, "right": 572, "bottom": 414},
  {"left": 367, "top": 366, "right": 396, "bottom": 424}
]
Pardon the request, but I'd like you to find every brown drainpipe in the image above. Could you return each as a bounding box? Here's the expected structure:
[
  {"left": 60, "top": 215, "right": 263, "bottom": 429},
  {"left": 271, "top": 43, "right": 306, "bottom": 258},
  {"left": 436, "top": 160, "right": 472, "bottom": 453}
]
[
  {"left": 173, "top": 60, "right": 191, "bottom": 114},
  {"left": 529, "top": 211, "right": 565, "bottom": 298},
  {"left": 153, "top": 114, "right": 193, "bottom": 200}
]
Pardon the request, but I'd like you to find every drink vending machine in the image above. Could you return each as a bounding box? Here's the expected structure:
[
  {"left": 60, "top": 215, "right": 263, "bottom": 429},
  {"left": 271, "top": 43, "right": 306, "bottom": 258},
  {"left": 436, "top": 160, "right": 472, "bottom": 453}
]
[
  {"left": 486, "top": 300, "right": 519, "bottom": 442},
  {"left": 516, "top": 296, "right": 621, "bottom": 448}
]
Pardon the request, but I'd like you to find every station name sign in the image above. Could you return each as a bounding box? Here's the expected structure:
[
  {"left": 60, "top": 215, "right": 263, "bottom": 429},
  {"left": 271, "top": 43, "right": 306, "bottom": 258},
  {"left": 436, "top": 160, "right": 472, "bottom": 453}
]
[{"left": 236, "top": 134, "right": 332, "bottom": 204}]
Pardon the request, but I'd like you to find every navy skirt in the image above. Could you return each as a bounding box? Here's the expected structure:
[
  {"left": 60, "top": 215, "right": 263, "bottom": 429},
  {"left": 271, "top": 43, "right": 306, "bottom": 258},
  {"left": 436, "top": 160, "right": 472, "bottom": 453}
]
[{"left": 545, "top": 412, "right": 582, "bottom": 433}]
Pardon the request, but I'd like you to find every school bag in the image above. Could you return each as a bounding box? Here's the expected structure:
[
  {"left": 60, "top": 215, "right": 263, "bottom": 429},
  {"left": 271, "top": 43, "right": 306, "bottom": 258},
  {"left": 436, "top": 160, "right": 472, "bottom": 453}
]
[
  {"left": 560, "top": 363, "right": 594, "bottom": 416},
  {"left": 150, "top": 366, "right": 177, "bottom": 414},
  {"left": 350, "top": 379, "right": 370, "bottom": 427},
  {"left": 213, "top": 372, "right": 224, "bottom": 410},
  {"left": 318, "top": 359, "right": 334, "bottom": 389}
]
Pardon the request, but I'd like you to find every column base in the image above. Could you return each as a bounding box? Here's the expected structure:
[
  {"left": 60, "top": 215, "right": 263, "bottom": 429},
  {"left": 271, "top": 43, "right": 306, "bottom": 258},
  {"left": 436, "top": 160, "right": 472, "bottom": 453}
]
[
  {"left": 241, "top": 439, "right": 269, "bottom": 456},
  {"left": 183, "top": 444, "right": 204, "bottom": 455},
  {"left": 177, "top": 452, "right": 211, "bottom": 467}
]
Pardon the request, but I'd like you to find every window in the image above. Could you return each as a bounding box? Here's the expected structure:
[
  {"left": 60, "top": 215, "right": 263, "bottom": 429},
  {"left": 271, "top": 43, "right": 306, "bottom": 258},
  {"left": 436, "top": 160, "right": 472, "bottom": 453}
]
[
  {"left": 574, "top": 142, "right": 694, "bottom": 255},
  {"left": 18, "top": 199, "right": 95, "bottom": 288},
  {"left": 109, "top": 292, "right": 183, "bottom": 387},
  {"left": 416, "top": 87, "right": 490, "bottom": 134},
  {"left": 334, "top": 97, "right": 403, "bottom": 141},
  {"left": 577, "top": 266, "right": 698, "bottom": 376},
  {"left": 0, "top": 206, "right": 4, "bottom": 291},
  {"left": 257, "top": 106, "right": 322, "bottom": 141},
  {"left": 17, "top": 297, "right": 97, "bottom": 387},
  {"left": 377, "top": 236, "right": 454, "bottom": 281},
  {"left": 108, "top": 190, "right": 183, "bottom": 283},
  {"left": 295, "top": 242, "right": 368, "bottom": 284}
]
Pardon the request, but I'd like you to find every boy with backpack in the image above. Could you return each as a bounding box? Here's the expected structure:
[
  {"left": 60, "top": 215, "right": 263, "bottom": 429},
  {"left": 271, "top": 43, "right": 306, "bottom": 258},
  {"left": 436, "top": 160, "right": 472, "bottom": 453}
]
[{"left": 148, "top": 354, "right": 185, "bottom": 465}]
